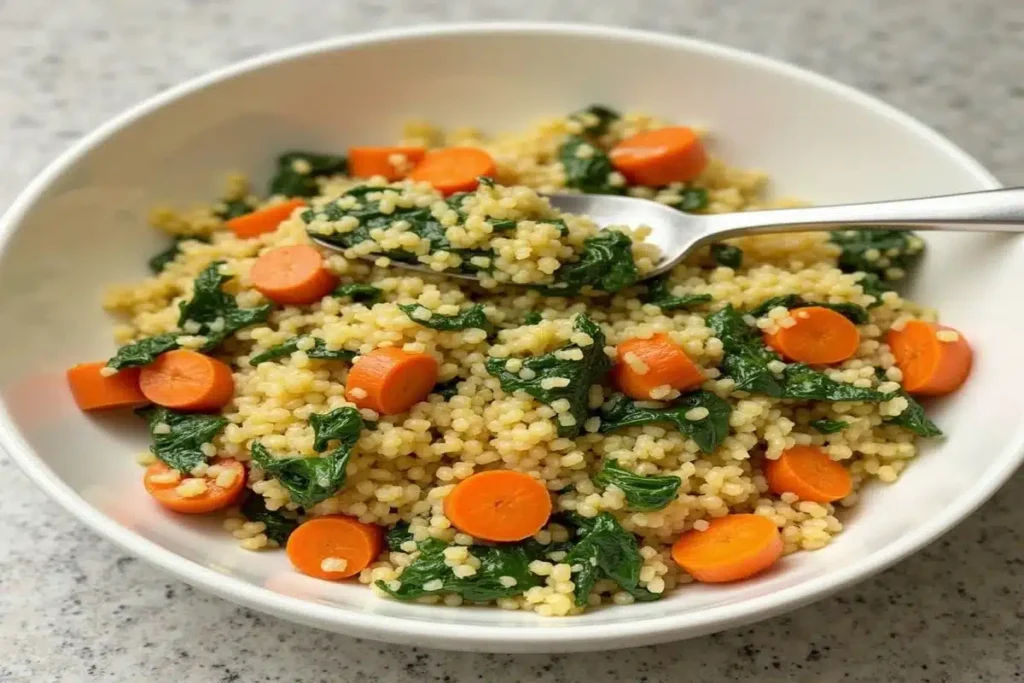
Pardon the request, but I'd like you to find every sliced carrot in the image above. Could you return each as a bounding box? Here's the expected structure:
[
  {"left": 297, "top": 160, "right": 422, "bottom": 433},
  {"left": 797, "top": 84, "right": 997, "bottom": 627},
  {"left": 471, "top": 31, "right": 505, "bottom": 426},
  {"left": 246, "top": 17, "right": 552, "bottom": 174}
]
[
  {"left": 887, "top": 320, "right": 972, "bottom": 396},
  {"left": 144, "top": 458, "right": 246, "bottom": 514},
  {"left": 227, "top": 199, "right": 307, "bottom": 239},
  {"left": 610, "top": 126, "right": 708, "bottom": 186},
  {"left": 250, "top": 244, "right": 338, "bottom": 306},
  {"left": 286, "top": 515, "right": 383, "bottom": 580},
  {"left": 348, "top": 146, "right": 426, "bottom": 181},
  {"left": 66, "top": 361, "right": 148, "bottom": 411},
  {"left": 408, "top": 147, "right": 497, "bottom": 195},
  {"left": 764, "top": 306, "right": 860, "bottom": 365},
  {"left": 443, "top": 470, "right": 552, "bottom": 542},
  {"left": 139, "top": 349, "right": 234, "bottom": 411},
  {"left": 765, "top": 445, "right": 852, "bottom": 503},
  {"left": 671, "top": 514, "right": 783, "bottom": 583},
  {"left": 345, "top": 347, "right": 438, "bottom": 415},
  {"left": 612, "top": 333, "right": 705, "bottom": 400}
]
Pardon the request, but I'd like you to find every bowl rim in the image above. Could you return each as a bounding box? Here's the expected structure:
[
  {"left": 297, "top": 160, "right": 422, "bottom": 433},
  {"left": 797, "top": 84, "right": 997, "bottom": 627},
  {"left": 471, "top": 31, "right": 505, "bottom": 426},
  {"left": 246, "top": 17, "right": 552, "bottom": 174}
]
[{"left": 0, "top": 21, "right": 1013, "bottom": 651}]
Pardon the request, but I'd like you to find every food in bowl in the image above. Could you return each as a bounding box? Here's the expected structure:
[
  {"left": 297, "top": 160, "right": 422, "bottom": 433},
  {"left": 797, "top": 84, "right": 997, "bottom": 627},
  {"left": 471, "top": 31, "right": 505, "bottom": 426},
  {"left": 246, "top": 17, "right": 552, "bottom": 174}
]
[{"left": 65, "top": 106, "right": 973, "bottom": 616}]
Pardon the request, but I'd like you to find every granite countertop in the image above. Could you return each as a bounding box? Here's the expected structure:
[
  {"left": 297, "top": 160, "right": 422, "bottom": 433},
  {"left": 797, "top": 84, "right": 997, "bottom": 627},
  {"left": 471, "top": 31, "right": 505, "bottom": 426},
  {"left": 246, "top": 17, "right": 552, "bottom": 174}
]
[{"left": 0, "top": 1, "right": 1021, "bottom": 681}]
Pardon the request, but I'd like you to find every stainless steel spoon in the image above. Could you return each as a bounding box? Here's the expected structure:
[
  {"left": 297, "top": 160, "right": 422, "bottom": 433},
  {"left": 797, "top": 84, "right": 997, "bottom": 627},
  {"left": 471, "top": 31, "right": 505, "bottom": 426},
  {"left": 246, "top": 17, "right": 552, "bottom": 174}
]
[{"left": 310, "top": 187, "right": 1024, "bottom": 282}]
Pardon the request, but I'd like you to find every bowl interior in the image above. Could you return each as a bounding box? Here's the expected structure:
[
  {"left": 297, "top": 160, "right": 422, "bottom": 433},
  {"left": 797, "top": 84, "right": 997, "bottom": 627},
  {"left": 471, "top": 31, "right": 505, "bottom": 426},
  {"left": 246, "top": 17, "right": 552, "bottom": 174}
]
[{"left": 0, "top": 26, "right": 1018, "bottom": 651}]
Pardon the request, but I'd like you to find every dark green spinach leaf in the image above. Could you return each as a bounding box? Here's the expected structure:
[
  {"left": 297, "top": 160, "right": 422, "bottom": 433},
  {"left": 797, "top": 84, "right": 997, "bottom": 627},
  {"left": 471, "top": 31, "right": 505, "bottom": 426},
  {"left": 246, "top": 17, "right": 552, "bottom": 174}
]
[
  {"left": 571, "top": 104, "right": 620, "bottom": 137},
  {"left": 107, "top": 333, "right": 181, "bottom": 371},
  {"left": 666, "top": 187, "right": 708, "bottom": 213},
  {"left": 884, "top": 391, "right": 942, "bottom": 437},
  {"left": 269, "top": 151, "right": 347, "bottom": 198},
  {"left": 523, "top": 312, "right": 543, "bottom": 325},
  {"left": 399, "top": 303, "right": 493, "bottom": 332},
  {"left": 564, "top": 512, "right": 659, "bottom": 606},
  {"left": 333, "top": 283, "right": 382, "bottom": 304},
  {"left": 177, "top": 261, "right": 274, "bottom": 350},
  {"left": 592, "top": 460, "right": 681, "bottom": 511},
  {"left": 706, "top": 305, "right": 785, "bottom": 396},
  {"left": 780, "top": 363, "right": 886, "bottom": 402},
  {"left": 485, "top": 313, "right": 611, "bottom": 437},
  {"left": 559, "top": 135, "right": 623, "bottom": 195},
  {"left": 710, "top": 243, "right": 743, "bottom": 268},
  {"left": 809, "top": 418, "right": 850, "bottom": 434},
  {"left": 642, "top": 275, "right": 712, "bottom": 311},
  {"left": 136, "top": 406, "right": 227, "bottom": 473},
  {"left": 309, "top": 406, "right": 364, "bottom": 453},
  {"left": 748, "top": 295, "right": 869, "bottom": 324},
  {"left": 148, "top": 235, "right": 210, "bottom": 274},
  {"left": 432, "top": 379, "right": 461, "bottom": 400},
  {"left": 215, "top": 198, "right": 254, "bottom": 221},
  {"left": 598, "top": 391, "right": 732, "bottom": 454},
  {"left": 385, "top": 522, "right": 415, "bottom": 551},
  {"left": 829, "top": 229, "right": 923, "bottom": 281},
  {"left": 241, "top": 494, "right": 299, "bottom": 545},
  {"left": 537, "top": 230, "right": 638, "bottom": 296}
]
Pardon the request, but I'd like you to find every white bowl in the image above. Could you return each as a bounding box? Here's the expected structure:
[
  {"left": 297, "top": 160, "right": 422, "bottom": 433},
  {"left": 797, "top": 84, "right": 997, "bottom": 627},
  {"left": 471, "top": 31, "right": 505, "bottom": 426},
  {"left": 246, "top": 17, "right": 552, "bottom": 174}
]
[{"left": 0, "top": 23, "right": 1020, "bottom": 653}]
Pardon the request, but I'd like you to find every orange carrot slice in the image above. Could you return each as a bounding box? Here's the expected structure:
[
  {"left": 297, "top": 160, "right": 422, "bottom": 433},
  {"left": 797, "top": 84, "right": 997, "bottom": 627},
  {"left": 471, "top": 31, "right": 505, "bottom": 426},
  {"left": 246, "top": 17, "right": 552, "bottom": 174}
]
[
  {"left": 348, "top": 146, "right": 426, "bottom": 181},
  {"left": 764, "top": 306, "right": 860, "bottom": 365},
  {"left": 226, "top": 199, "right": 307, "bottom": 239},
  {"left": 139, "top": 349, "right": 234, "bottom": 411},
  {"left": 345, "top": 347, "right": 438, "bottom": 415},
  {"left": 408, "top": 147, "right": 497, "bottom": 195},
  {"left": 286, "top": 515, "right": 383, "bottom": 580},
  {"left": 250, "top": 244, "right": 338, "bottom": 306},
  {"left": 612, "top": 333, "right": 705, "bottom": 400},
  {"left": 66, "top": 362, "right": 148, "bottom": 411},
  {"left": 671, "top": 514, "right": 783, "bottom": 583},
  {"left": 887, "top": 320, "right": 972, "bottom": 396},
  {"left": 610, "top": 127, "right": 708, "bottom": 186},
  {"left": 764, "top": 445, "right": 852, "bottom": 503},
  {"left": 443, "top": 470, "right": 552, "bottom": 542},
  {"left": 144, "top": 458, "right": 246, "bottom": 514}
]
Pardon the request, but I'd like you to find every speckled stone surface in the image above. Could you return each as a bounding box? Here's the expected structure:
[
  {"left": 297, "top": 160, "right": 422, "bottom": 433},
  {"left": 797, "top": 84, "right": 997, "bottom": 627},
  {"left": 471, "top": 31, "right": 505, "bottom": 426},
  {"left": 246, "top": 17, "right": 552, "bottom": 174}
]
[{"left": 0, "top": 1, "right": 1022, "bottom": 681}]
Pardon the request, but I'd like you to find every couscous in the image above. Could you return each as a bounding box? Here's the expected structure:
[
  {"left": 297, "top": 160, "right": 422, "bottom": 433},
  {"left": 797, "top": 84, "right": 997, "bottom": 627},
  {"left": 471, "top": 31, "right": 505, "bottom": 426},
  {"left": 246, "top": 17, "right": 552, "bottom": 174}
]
[{"left": 65, "top": 106, "right": 974, "bottom": 615}]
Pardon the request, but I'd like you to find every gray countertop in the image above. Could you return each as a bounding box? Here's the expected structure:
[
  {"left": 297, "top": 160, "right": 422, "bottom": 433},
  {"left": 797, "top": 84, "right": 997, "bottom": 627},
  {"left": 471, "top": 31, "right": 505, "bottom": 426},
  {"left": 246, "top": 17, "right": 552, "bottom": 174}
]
[{"left": 0, "top": 1, "right": 1021, "bottom": 681}]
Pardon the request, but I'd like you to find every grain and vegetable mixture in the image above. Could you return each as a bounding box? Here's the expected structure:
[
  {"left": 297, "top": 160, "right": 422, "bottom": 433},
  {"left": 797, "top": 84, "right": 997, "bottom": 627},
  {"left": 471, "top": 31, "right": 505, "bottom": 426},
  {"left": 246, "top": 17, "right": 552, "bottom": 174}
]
[{"left": 66, "top": 106, "right": 973, "bottom": 616}]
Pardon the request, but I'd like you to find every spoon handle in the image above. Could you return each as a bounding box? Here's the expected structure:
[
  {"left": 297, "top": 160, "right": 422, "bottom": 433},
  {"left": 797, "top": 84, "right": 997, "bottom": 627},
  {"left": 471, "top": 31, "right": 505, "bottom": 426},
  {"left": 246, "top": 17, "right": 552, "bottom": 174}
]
[{"left": 699, "top": 187, "right": 1024, "bottom": 240}]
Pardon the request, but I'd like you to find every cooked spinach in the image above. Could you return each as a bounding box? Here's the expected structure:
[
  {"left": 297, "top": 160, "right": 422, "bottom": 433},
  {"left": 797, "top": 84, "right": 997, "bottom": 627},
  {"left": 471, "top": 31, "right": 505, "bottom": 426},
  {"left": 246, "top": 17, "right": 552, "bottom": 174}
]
[
  {"left": 107, "top": 333, "right": 181, "bottom": 371},
  {"left": 592, "top": 460, "right": 681, "bottom": 511},
  {"left": 642, "top": 275, "right": 712, "bottom": 311},
  {"left": 148, "top": 235, "right": 210, "bottom": 274},
  {"left": 249, "top": 336, "right": 355, "bottom": 366},
  {"left": 829, "top": 229, "right": 924, "bottom": 281},
  {"left": 748, "top": 295, "right": 869, "bottom": 324},
  {"left": 398, "top": 303, "right": 493, "bottom": 332},
  {"left": 250, "top": 407, "right": 365, "bottom": 506},
  {"left": 571, "top": 104, "right": 620, "bottom": 137},
  {"left": 667, "top": 187, "right": 709, "bottom": 213},
  {"left": 269, "top": 151, "right": 347, "bottom": 198},
  {"left": 216, "top": 198, "right": 254, "bottom": 220},
  {"left": 559, "top": 135, "right": 623, "bottom": 195},
  {"left": 809, "top": 418, "right": 850, "bottom": 434},
  {"left": 485, "top": 313, "right": 611, "bottom": 437},
  {"left": 385, "top": 522, "right": 415, "bottom": 551},
  {"left": 241, "top": 494, "right": 299, "bottom": 545},
  {"left": 884, "top": 391, "right": 942, "bottom": 437},
  {"left": 710, "top": 243, "right": 743, "bottom": 268},
  {"left": 708, "top": 305, "right": 886, "bottom": 402},
  {"left": 136, "top": 406, "right": 227, "bottom": 473},
  {"left": 523, "top": 312, "right": 543, "bottom": 325},
  {"left": 177, "top": 261, "right": 274, "bottom": 350},
  {"left": 563, "top": 512, "right": 659, "bottom": 606},
  {"left": 598, "top": 391, "right": 732, "bottom": 454},
  {"left": 858, "top": 273, "right": 891, "bottom": 306},
  {"left": 377, "top": 537, "right": 541, "bottom": 602},
  {"left": 432, "top": 379, "right": 461, "bottom": 400},
  {"left": 537, "top": 230, "right": 638, "bottom": 296},
  {"left": 333, "top": 283, "right": 382, "bottom": 304}
]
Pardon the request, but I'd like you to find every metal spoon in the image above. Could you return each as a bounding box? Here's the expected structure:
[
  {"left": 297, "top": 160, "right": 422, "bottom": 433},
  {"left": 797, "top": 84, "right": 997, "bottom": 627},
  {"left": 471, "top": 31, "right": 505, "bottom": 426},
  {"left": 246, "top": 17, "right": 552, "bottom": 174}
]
[{"left": 310, "top": 187, "right": 1024, "bottom": 282}]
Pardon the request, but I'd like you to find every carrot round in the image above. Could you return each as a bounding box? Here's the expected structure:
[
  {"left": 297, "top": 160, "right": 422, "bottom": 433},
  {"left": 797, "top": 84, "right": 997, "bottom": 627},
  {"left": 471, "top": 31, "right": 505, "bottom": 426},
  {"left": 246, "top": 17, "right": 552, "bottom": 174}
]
[
  {"left": 139, "top": 349, "right": 234, "bottom": 411},
  {"left": 226, "top": 199, "right": 306, "bottom": 239},
  {"left": 66, "top": 362, "right": 148, "bottom": 411},
  {"left": 345, "top": 347, "right": 438, "bottom": 415},
  {"left": 610, "top": 126, "right": 708, "bottom": 186},
  {"left": 144, "top": 458, "right": 246, "bottom": 514},
  {"left": 764, "top": 445, "right": 852, "bottom": 503},
  {"left": 671, "top": 514, "right": 783, "bottom": 583},
  {"left": 764, "top": 306, "right": 860, "bottom": 365},
  {"left": 887, "top": 320, "right": 972, "bottom": 396},
  {"left": 348, "top": 146, "right": 426, "bottom": 181},
  {"left": 612, "top": 333, "right": 705, "bottom": 400},
  {"left": 408, "top": 147, "right": 497, "bottom": 195},
  {"left": 286, "top": 515, "right": 383, "bottom": 580},
  {"left": 443, "top": 470, "right": 552, "bottom": 542},
  {"left": 250, "top": 244, "right": 338, "bottom": 305}
]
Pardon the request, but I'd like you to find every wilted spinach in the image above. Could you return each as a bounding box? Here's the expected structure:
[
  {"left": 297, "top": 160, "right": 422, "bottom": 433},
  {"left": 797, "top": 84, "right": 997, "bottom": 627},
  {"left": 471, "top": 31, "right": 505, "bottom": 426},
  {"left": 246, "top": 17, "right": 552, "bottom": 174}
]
[
  {"left": 559, "top": 135, "right": 623, "bottom": 195},
  {"left": 523, "top": 312, "right": 543, "bottom": 325},
  {"left": 829, "top": 229, "right": 923, "bottom": 281},
  {"left": 780, "top": 363, "right": 886, "bottom": 402},
  {"left": 666, "top": 187, "right": 709, "bottom": 213},
  {"left": 570, "top": 104, "right": 620, "bottom": 137},
  {"left": 399, "top": 303, "right": 493, "bottom": 332},
  {"left": 485, "top": 313, "right": 611, "bottom": 437},
  {"left": 249, "top": 336, "right": 356, "bottom": 366},
  {"left": 148, "top": 235, "right": 210, "bottom": 274},
  {"left": 333, "top": 283, "right": 382, "bottom": 304},
  {"left": 710, "top": 243, "right": 743, "bottom": 268},
  {"left": 537, "top": 230, "right": 638, "bottom": 296},
  {"left": 748, "top": 294, "right": 868, "bottom": 325},
  {"left": 563, "top": 512, "right": 659, "bottom": 606},
  {"left": 592, "top": 460, "right": 681, "bottom": 511},
  {"left": 215, "top": 198, "right": 254, "bottom": 221},
  {"left": 809, "top": 418, "right": 850, "bottom": 435},
  {"left": 136, "top": 405, "right": 227, "bottom": 473},
  {"left": 107, "top": 333, "right": 181, "bottom": 371},
  {"left": 598, "top": 391, "right": 732, "bottom": 454},
  {"left": 241, "top": 494, "right": 299, "bottom": 545},
  {"left": 269, "top": 151, "right": 348, "bottom": 198},
  {"left": 642, "top": 275, "right": 712, "bottom": 312},
  {"left": 432, "top": 378, "right": 461, "bottom": 400},
  {"left": 884, "top": 391, "right": 942, "bottom": 437},
  {"left": 177, "top": 260, "right": 274, "bottom": 350}
]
